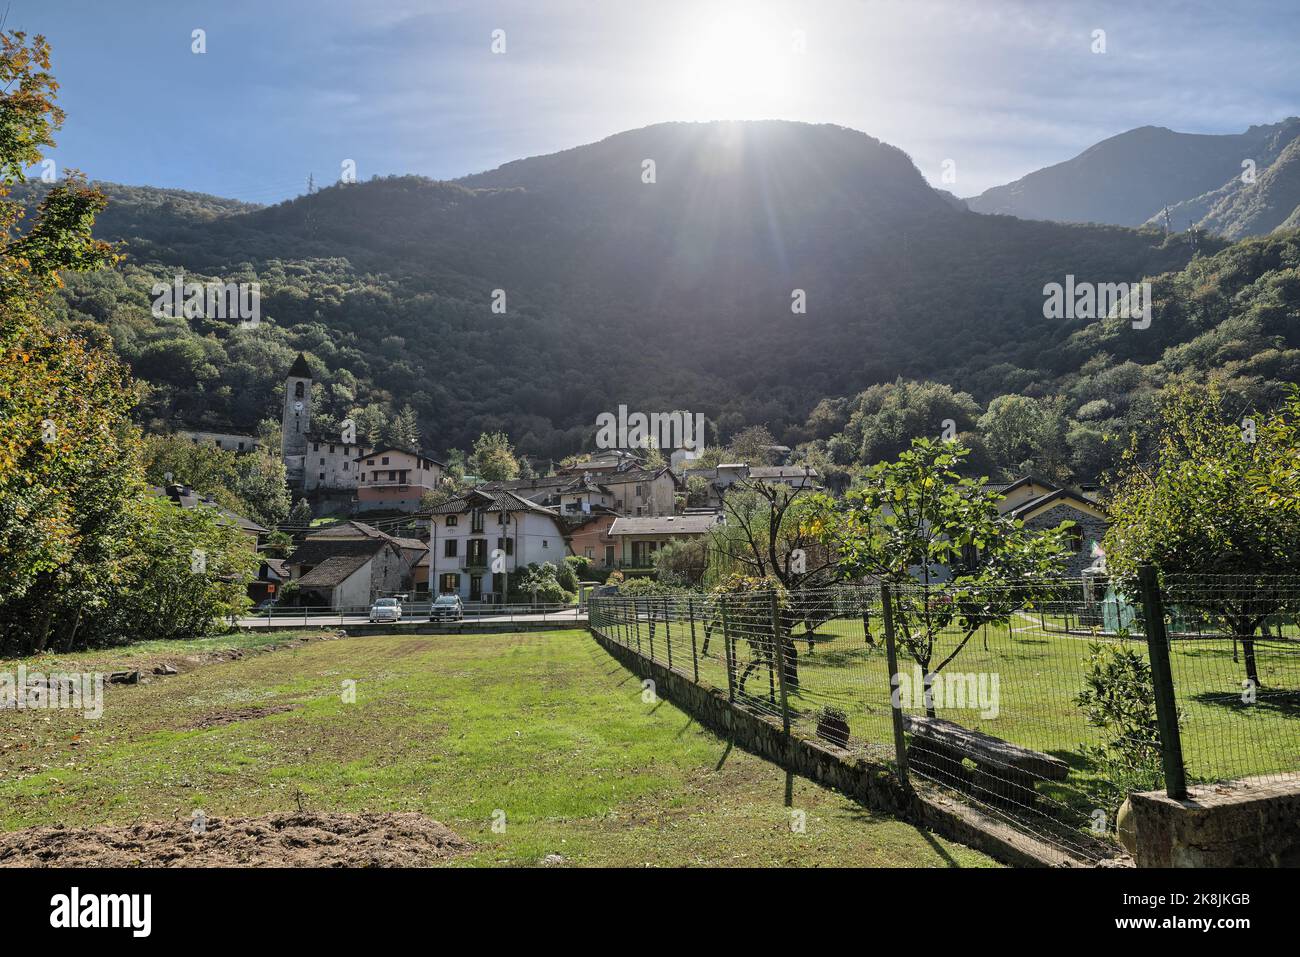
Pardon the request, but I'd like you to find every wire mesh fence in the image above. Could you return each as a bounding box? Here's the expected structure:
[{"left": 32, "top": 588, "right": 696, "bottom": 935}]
[
  {"left": 589, "top": 572, "right": 1300, "bottom": 864},
  {"left": 1149, "top": 574, "right": 1300, "bottom": 787}
]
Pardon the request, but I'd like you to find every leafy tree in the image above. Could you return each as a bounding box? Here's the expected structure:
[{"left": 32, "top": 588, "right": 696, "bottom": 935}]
[
  {"left": 470, "top": 431, "right": 520, "bottom": 481},
  {"left": 652, "top": 537, "right": 708, "bottom": 587},
  {"left": 1105, "top": 382, "right": 1300, "bottom": 686},
  {"left": 92, "top": 493, "right": 259, "bottom": 643},
  {"left": 726, "top": 425, "right": 778, "bottom": 464},
  {"left": 0, "top": 31, "right": 134, "bottom": 654},
  {"left": 828, "top": 439, "right": 1071, "bottom": 714},
  {"left": 287, "top": 497, "right": 314, "bottom": 525}
]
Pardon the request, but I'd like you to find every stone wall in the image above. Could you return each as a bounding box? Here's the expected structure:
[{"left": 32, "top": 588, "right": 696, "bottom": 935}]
[{"left": 1126, "top": 774, "right": 1300, "bottom": 867}]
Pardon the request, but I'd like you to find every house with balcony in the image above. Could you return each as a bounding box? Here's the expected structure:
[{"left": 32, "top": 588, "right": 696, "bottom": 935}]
[
  {"left": 424, "top": 489, "right": 569, "bottom": 602},
  {"left": 598, "top": 466, "right": 679, "bottom": 516},
  {"left": 355, "top": 446, "right": 445, "bottom": 513}
]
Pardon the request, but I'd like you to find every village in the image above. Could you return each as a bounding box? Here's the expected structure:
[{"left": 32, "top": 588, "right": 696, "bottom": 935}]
[{"left": 168, "top": 354, "right": 1109, "bottom": 615}]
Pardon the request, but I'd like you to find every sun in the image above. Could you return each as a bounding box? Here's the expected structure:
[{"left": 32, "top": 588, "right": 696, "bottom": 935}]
[{"left": 672, "top": 12, "right": 797, "bottom": 119}]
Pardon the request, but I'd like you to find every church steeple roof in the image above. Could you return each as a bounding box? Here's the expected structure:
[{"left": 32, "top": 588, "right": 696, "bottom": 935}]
[{"left": 287, "top": 352, "right": 312, "bottom": 379}]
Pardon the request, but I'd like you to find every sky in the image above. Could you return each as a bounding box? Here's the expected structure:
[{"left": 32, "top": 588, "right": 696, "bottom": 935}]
[{"left": 15, "top": 0, "right": 1300, "bottom": 203}]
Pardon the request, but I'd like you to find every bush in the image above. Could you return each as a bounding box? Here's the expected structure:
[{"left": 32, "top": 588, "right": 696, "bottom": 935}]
[{"left": 1074, "top": 638, "right": 1167, "bottom": 795}]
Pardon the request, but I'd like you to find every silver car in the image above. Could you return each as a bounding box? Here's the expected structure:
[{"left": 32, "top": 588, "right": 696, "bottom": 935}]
[{"left": 368, "top": 597, "right": 403, "bottom": 622}]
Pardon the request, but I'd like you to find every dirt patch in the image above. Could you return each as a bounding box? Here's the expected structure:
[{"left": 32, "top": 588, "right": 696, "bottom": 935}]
[
  {"left": 185, "top": 705, "right": 296, "bottom": 730},
  {"left": 0, "top": 812, "right": 471, "bottom": 867}
]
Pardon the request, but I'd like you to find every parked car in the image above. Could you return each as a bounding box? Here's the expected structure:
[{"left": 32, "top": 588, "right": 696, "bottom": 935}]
[
  {"left": 430, "top": 594, "right": 464, "bottom": 621},
  {"left": 369, "top": 597, "right": 403, "bottom": 622}
]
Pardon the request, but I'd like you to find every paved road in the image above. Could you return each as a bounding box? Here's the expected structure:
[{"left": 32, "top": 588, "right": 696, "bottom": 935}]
[{"left": 236, "top": 609, "right": 588, "bottom": 628}]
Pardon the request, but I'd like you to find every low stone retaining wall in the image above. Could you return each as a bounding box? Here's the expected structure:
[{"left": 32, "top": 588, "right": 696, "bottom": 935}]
[
  {"left": 590, "top": 627, "right": 1080, "bottom": 867},
  {"left": 1126, "top": 773, "right": 1300, "bottom": 867}
]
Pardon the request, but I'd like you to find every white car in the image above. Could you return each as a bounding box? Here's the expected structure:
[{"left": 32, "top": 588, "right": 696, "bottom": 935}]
[{"left": 368, "top": 597, "right": 403, "bottom": 622}]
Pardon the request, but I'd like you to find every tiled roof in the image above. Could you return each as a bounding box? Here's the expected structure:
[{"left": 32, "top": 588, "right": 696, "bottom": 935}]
[
  {"left": 296, "top": 554, "right": 372, "bottom": 589},
  {"left": 424, "top": 489, "right": 561, "bottom": 518},
  {"left": 609, "top": 514, "right": 722, "bottom": 536},
  {"left": 150, "top": 485, "right": 267, "bottom": 534},
  {"left": 287, "top": 538, "right": 389, "bottom": 568}
]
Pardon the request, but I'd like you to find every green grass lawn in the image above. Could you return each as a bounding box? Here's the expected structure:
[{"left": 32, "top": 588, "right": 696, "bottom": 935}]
[{"left": 0, "top": 629, "right": 994, "bottom": 867}]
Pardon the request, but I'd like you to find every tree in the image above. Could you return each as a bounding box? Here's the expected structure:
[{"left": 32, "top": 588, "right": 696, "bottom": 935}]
[
  {"left": 92, "top": 493, "right": 259, "bottom": 643},
  {"left": 287, "top": 498, "right": 313, "bottom": 525},
  {"left": 827, "top": 439, "right": 1071, "bottom": 715},
  {"left": 470, "top": 431, "right": 519, "bottom": 481},
  {"left": 0, "top": 31, "right": 133, "bottom": 655},
  {"left": 381, "top": 403, "right": 420, "bottom": 450},
  {"left": 652, "top": 538, "right": 708, "bottom": 587},
  {"left": 1105, "top": 382, "right": 1300, "bottom": 687},
  {"left": 726, "top": 425, "right": 778, "bottom": 465}
]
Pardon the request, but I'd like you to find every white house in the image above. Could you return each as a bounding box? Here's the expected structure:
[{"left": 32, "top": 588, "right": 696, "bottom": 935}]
[{"left": 424, "top": 489, "right": 569, "bottom": 602}]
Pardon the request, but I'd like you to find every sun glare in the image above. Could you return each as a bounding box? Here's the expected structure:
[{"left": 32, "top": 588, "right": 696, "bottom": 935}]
[{"left": 671, "top": 11, "right": 797, "bottom": 119}]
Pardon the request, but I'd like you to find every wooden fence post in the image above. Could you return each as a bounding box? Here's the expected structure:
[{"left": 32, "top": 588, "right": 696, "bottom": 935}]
[
  {"left": 770, "top": 591, "right": 791, "bottom": 734},
  {"left": 1138, "top": 565, "right": 1188, "bottom": 800},
  {"left": 880, "top": 581, "right": 910, "bottom": 790}
]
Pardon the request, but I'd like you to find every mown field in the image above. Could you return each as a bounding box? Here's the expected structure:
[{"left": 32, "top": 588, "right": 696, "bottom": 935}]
[{"left": 0, "top": 629, "right": 994, "bottom": 867}]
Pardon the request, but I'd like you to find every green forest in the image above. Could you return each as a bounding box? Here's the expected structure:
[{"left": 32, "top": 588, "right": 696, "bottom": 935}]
[{"left": 17, "top": 119, "right": 1300, "bottom": 486}]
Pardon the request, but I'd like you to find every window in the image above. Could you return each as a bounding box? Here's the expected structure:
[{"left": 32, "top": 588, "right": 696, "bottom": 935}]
[
  {"left": 635, "top": 484, "right": 644, "bottom": 497},
  {"left": 343, "top": 462, "right": 349, "bottom": 471},
  {"left": 604, "top": 545, "right": 615, "bottom": 567},
  {"left": 444, "top": 539, "right": 458, "bottom": 558},
  {"left": 447, "top": 515, "right": 458, "bottom": 527},
  {"left": 313, "top": 442, "right": 320, "bottom": 452},
  {"left": 320, "top": 458, "right": 325, "bottom": 465},
  {"left": 496, "top": 537, "right": 513, "bottom": 556},
  {"left": 318, "top": 473, "right": 325, "bottom": 481},
  {"left": 439, "top": 573, "right": 460, "bottom": 593},
  {"left": 366, "top": 459, "right": 374, "bottom": 466},
  {"left": 467, "top": 539, "right": 488, "bottom": 566},
  {"left": 543, "top": 539, "right": 549, "bottom": 549},
  {"left": 471, "top": 509, "right": 484, "bottom": 533},
  {"left": 584, "top": 547, "right": 594, "bottom": 559},
  {"left": 381, "top": 456, "right": 390, "bottom": 465},
  {"left": 329, "top": 444, "right": 335, "bottom": 454},
  {"left": 238, "top": 442, "right": 245, "bottom": 451},
  {"left": 294, "top": 382, "right": 305, "bottom": 398}
]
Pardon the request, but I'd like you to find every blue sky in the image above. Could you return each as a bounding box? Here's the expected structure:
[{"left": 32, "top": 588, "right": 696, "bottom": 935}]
[{"left": 17, "top": 0, "right": 1300, "bottom": 203}]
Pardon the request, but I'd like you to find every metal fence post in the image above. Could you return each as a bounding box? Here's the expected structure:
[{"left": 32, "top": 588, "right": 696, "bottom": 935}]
[
  {"left": 688, "top": 597, "right": 700, "bottom": 683},
  {"left": 770, "top": 591, "right": 791, "bottom": 735},
  {"left": 1137, "top": 565, "right": 1188, "bottom": 799},
  {"left": 664, "top": 597, "right": 673, "bottom": 671},
  {"left": 647, "top": 599, "right": 656, "bottom": 662},
  {"left": 720, "top": 596, "right": 737, "bottom": 702},
  {"left": 880, "top": 582, "right": 910, "bottom": 790}
]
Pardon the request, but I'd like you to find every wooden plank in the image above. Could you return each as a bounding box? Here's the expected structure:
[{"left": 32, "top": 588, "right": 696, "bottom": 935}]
[{"left": 901, "top": 715, "right": 1069, "bottom": 781}]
